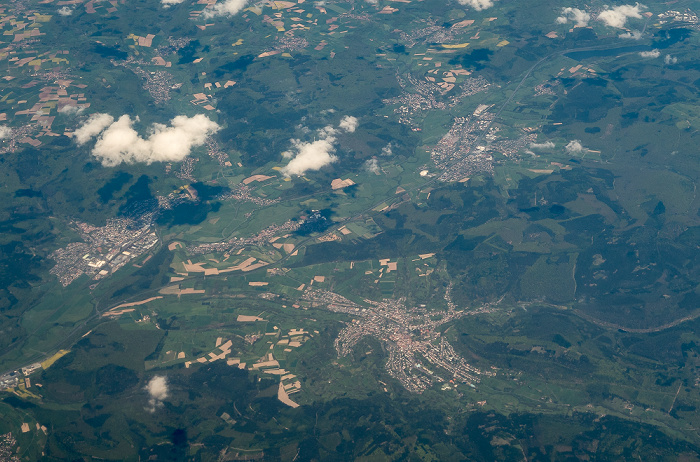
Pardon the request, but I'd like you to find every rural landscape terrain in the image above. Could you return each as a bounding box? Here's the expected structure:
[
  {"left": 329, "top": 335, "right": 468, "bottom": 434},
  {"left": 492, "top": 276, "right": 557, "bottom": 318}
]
[{"left": 1, "top": 0, "right": 700, "bottom": 459}]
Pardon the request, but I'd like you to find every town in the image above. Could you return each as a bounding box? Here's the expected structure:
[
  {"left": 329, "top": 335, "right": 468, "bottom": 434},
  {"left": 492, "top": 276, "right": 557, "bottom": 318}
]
[
  {"left": 0, "top": 362, "right": 41, "bottom": 392},
  {"left": 48, "top": 175, "right": 281, "bottom": 286},
  {"left": 49, "top": 218, "right": 158, "bottom": 286},
  {"left": 431, "top": 109, "right": 497, "bottom": 182},
  {"left": 48, "top": 182, "right": 193, "bottom": 286},
  {"left": 383, "top": 72, "right": 491, "bottom": 129},
  {"left": 302, "top": 287, "right": 496, "bottom": 393},
  {"left": 658, "top": 8, "right": 699, "bottom": 26}
]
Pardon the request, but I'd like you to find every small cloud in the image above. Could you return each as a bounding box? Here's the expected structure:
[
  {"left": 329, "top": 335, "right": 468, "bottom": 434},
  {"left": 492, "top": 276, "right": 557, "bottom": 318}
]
[
  {"left": 365, "top": 158, "right": 380, "bottom": 174},
  {"left": 202, "top": 0, "right": 248, "bottom": 18},
  {"left": 75, "top": 113, "right": 220, "bottom": 166},
  {"left": 639, "top": 49, "right": 660, "bottom": 58},
  {"left": 57, "top": 6, "right": 74, "bottom": 15},
  {"left": 146, "top": 376, "right": 169, "bottom": 412},
  {"left": 338, "top": 115, "right": 358, "bottom": 133},
  {"left": 381, "top": 143, "right": 393, "bottom": 156},
  {"left": 58, "top": 105, "right": 85, "bottom": 115},
  {"left": 162, "top": 0, "right": 186, "bottom": 5},
  {"left": 317, "top": 125, "right": 338, "bottom": 139},
  {"left": 147, "top": 376, "right": 169, "bottom": 401},
  {"left": 281, "top": 115, "right": 357, "bottom": 176},
  {"left": 294, "top": 123, "right": 311, "bottom": 135},
  {"left": 597, "top": 3, "right": 644, "bottom": 29},
  {"left": 0, "top": 126, "right": 11, "bottom": 139},
  {"left": 556, "top": 7, "right": 590, "bottom": 27},
  {"left": 282, "top": 137, "right": 338, "bottom": 176},
  {"left": 664, "top": 54, "right": 678, "bottom": 65},
  {"left": 565, "top": 140, "right": 585, "bottom": 153},
  {"left": 619, "top": 29, "right": 643, "bottom": 40},
  {"left": 456, "top": 0, "right": 495, "bottom": 11},
  {"left": 530, "top": 141, "right": 555, "bottom": 150},
  {"left": 73, "top": 113, "right": 114, "bottom": 145}
]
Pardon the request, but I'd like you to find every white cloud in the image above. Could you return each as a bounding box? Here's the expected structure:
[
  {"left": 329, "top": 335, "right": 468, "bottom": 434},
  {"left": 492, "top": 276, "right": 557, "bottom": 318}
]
[
  {"left": 162, "top": 0, "right": 186, "bottom": 6},
  {"left": 75, "top": 113, "right": 220, "bottom": 166},
  {"left": 57, "top": 6, "right": 73, "bottom": 15},
  {"left": 597, "top": 4, "right": 644, "bottom": 29},
  {"left": 0, "top": 126, "right": 11, "bottom": 139},
  {"left": 281, "top": 115, "right": 357, "bottom": 176},
  {"left": 282, "top": 137, "right": 338, "bottom": 176},
  {"left": 317, "top": 125, "right": 338, "bottom": 139},
  {"left": 619, "top": 29, "right": 642, "bottom": 39},
  {"left": 565, "top": 140, "right": 585, "bottom": 153},
  {"left": 456, "top": 0, "right": 494, "bottom": 10},
  {"left": 530, "top": 141, "right": 555, "bottom": 149},
  {"left": 365, "top": 158, "right": 380, "bottom": 174},
  {"left": 338, "top": 116, "right": 358, "bottom": 133},
  {"left": 146, "top": 376, "right": 169, "bottom": 412},
  {"left": 58, "top": 105, "right": 85, "bottom": 115},
  {"left": 381, "top": 143, "right": 393, "bottom": 156},
  {"left": 202, "top": 0, "right": 248, "bottom": 18},
  {"left": 146, "top": 115, "right": 219, "bottom": 160},
  {"left": 556, "top": 8, "right": 590, "bottom": 27},
  {"left": 147, "top": 376, "right": 169, "bottom": 401},
  {"left": 664, "top": 54, "right": 677, "bottom": 65},
  {"left": 639, "top": 49, "right": 660, "bottom": 58},
  {"left": 73, "top": 113, "right": 114, "bottom": 145}
]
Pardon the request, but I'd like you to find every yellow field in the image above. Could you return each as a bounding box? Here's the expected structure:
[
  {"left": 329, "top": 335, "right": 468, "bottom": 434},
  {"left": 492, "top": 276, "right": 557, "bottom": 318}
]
[
  {"left": 41, "top": 349, "right": 70, "bottom": 370},
  {"left": 441, "top": 42, "right": 470, "bottom": 49}
]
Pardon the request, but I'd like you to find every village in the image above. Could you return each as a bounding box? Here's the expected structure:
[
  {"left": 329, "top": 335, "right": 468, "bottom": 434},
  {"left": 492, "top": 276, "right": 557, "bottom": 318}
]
[{"left": 184, "top": 218, "right": 300, "bottom": 256}]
